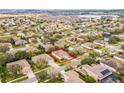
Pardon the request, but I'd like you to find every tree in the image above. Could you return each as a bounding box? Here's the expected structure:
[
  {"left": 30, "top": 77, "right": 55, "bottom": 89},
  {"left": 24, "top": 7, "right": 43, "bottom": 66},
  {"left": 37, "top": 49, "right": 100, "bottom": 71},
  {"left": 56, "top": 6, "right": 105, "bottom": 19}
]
[
  {"left": 36, "top": 20, "right": 48, "bottom": 24},
  {"left": 120, "top": 76, "right": 124, "bottom": 83},
  {"left": 89, "top": 51, "right": 100, "bottom": 58},
  {"left": 8, "top": 64, "right": 22, "bottom": 78},
  {"left": 87, "top": 35, "right": 96, "bottom": 42},
  {"left": 54, "top": 34, "right": 62, "bottom": 39},
  {"left": 81, "top": 57, "right": 96, "bottom": 65},
  {"left": 108, "top": 36, "right": 120, "bottom": 44},
  {"left": 15, "top": 51, "right": 28, "bottom": 60},
  {"left": 112, "top": 28, "right": 123, "bottom": 34},
  {"left": 49, "top": 37, "right": 58, "bottom": 46},
  {"left": 38, "top": 71, "right": 50, "bottom": 82},
  {"left": 47, "top": 68, "right": 63, "bottom": 83},
  {"left": 0, "top": 65, "right": 8, "bottom": 83},
  {"left": 38, "top": 45, "right": 46, "bottom": 53},
  {"left": 64, "top": 44, "right": 69, "bottom": 50},
  {"left": 0, "top": 45, "right": 10, "bottom": 52},
  {"left": 0, "top": 24, "right": 6, "bottom": 30},
  {"left": 121, "top": 44, "right": 124, "bottom": 50},
  {"left": 10, "top": 38, "right": 15, "bottom": 45},
  {"left": 27, "top": 51, "right": 36, "bottom": 59},
  {"left": 118, "top": 67, "right": 124, "bottom": 76},
  {"left": 36, "top": 58, "right": 48, "bottom": 69},
  {"left": 49, "top": 72, "right": 63, "bottom": 83},
  {"left": 116, "top": 68, "right": 124, "bottom": 82},
  {"left": 0, "top": 53, "right": 14, "bottom": 66}
]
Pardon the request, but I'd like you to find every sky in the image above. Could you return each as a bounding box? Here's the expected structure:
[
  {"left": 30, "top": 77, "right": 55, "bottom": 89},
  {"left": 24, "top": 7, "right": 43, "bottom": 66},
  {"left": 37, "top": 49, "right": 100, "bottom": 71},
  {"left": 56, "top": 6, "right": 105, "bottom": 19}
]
[{"left": 0, "top": 0, "right": 124, "bottom": 9}]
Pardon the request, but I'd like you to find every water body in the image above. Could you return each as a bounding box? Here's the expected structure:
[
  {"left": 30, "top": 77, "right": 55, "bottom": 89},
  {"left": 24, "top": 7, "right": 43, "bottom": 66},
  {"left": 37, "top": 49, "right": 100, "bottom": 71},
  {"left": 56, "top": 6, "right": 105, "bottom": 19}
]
[{"left": 78, "top": 15, "right": 118, "bottom": 19}]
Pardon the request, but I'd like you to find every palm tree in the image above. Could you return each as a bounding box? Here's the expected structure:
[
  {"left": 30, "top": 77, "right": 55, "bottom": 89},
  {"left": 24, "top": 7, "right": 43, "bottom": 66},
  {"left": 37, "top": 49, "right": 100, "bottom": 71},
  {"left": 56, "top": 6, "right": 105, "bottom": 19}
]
[{"left": 36, "top": 58, "right": 48, "bottom": 69}]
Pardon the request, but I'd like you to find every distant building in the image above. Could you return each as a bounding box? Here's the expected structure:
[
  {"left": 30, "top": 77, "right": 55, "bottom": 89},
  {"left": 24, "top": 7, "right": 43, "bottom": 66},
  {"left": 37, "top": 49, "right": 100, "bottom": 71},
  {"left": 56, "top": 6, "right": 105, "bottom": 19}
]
[
  {"left": 93, "top": 40, "right": 107, "bottom": 46},
  {"left": 66, "top": 37, "right": 78, "bottom": 44}
]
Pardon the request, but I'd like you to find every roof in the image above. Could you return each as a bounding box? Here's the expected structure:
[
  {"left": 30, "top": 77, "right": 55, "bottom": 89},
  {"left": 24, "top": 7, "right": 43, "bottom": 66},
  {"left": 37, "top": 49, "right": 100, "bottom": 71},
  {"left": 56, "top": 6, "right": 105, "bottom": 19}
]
[
  {"left": 101, "top": 69, "right": 110, "bottom": 75},
  {"left": 82, "top": 64, "right": 112, "bottom": 80},
  {"left": 7, "top": 59, "right": 30, "bottom": 68},
  {"left": 82, "top": 42, "right": 95, "bottom": 48},
  {"left": 94, "top": 40, "right": 106, "bottom": 45},
  {"left": 64, "top": 70, "right": 85, "bottom": 83},
  {"left": 101, "top": 58, "right": 122, "bottom": 70},
  {"left": 69, "top": 45, "right": 86, "bottom": 53},
  {"left": 52, "top": 50, "right": 72, "bottom": 60},
  {"left": 32, "top": 54, "right": 54, "bottom": 63},
  {"left": 78, "top": 35, "right": 88, "bottom": 40},
  {"left": 68, "top": 37, "right": 78, "bottom": 43},
  {"left": 119, "top": 32, "right": 124, "bottom": 35},
  {"left": 0, "top": 43, "right": 12, "bottom": 46}
]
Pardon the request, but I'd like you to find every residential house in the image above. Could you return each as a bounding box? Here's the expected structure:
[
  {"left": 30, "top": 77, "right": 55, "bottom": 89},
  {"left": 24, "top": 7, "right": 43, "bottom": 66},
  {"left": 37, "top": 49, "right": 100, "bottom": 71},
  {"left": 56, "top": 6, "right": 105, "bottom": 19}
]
[
  {"left": 114, "top": 52, "right": 124, "bottom": 63},
  {"left": 115, "top": 33, "right": 124, "bottom": 40},
  {"left": 0, "top": 43, "right": 12, "bottom": 52},
  {"left": 68, "top": 45, "right": 86, "bottom": 54},
  {"left": 66, "top": 37, "right": 78, "bottom": 44},
  {"left": 93, "top": 40, "right": 107, "bottom": 46},
  {"left": 38, "top": 43, "right": 54, "bottom": 52},
  {"left": 7, "top": 59, "right": 31, "bottom": 75},
  {"left": 82, "top": 64, "right": 112, "bottom": 82},
  {"left": 51, "top": 50, "right": 72, "bottom": 60},
  {"left": 77, "top": 34, "right": 88, "bottom": 42},
  {"left": 100, "top": 58, "right": 123, "bottom": 72},
  {"left": 55, "top": 40, "right": 67, "bottom": 48},
  {"left": 65, "top": 57, "right": 81, "bottom": 69},
  {"left": 81, "top": 42, "right": 95, "bottom": 50},
  {"left": 6, "top": 46, "right": 39, "bottom": 55},
  {"left": 15, "top": 39, "right": 27, "bottom": 46},
  {"left": 32, "top": 54, "right": 54, "bottom": 65},
  {"left": 64, "top": 70, "right": 85, "bottom": 83}
]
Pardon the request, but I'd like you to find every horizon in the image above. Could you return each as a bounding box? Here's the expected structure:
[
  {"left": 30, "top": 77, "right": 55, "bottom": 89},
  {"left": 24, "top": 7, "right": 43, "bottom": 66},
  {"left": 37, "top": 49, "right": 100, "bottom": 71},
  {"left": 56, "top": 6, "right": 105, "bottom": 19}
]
[
  {"left": 0, "top": 9, "right": 123, "bottom": 15},
  {"left": 0, "top": 9, "right": 124, "bottom": 10},
  {"left": 0, "top": 0, "right": 124, "bottom": 9}
]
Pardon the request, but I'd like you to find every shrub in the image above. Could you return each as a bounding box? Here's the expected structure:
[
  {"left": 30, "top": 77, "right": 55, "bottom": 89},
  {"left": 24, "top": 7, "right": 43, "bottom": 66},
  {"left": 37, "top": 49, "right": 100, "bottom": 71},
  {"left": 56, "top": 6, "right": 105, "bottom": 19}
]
[{"left": 15, "top": 51, "right": 28, "bottom": 60}]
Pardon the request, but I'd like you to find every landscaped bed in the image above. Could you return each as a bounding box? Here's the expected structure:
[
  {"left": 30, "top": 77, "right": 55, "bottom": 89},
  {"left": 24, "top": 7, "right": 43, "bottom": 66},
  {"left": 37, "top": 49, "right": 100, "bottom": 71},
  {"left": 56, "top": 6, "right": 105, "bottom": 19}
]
[{"left": 77, "top": 71, "right": 96, "bottom": 83}]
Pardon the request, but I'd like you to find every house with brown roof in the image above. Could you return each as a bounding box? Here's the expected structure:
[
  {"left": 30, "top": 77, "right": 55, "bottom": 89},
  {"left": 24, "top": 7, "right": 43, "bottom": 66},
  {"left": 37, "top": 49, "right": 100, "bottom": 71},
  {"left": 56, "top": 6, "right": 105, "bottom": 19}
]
[
  {"left": 32, "top": 54, "right": 54, "bottom": 65},
  {"left": 64, "top": 70, "right": 85, "bottom": 83},
  {"left": 7, "top": 59, "right": 31, "bottom": 74},
  {"left": 100, "top": 58, "right": 123, "bottom": 72},
  {"left": 69, "top": 45, "right": 86, "bottom": 54},
  {"left": 66, "top": 37, "right": 78, "bottom": 44},
  {"left": 82, "top": 64, "right": 112, "bottom": 82},
  {"left": 93, "top": 40, "right": 107, "bottom": 46},
  {"left": 77, "top": 34, "right": 88, "bottom": 42}
]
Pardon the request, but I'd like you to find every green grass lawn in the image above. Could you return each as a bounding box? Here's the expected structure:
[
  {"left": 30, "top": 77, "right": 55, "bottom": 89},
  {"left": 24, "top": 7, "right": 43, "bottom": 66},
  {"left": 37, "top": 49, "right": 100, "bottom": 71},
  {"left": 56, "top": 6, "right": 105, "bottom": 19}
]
[
  {"left": 6, "top": 74, "right": 26, "bottom": 82},
  {"left": 12, "top": 44, "right": 25, "bottom": 48}
]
